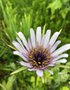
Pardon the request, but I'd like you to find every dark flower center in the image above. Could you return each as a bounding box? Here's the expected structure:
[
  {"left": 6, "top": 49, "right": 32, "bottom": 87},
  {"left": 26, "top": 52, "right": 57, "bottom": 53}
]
[
  {"left": 33, "top": 52, "right": 47, "bottom": 65},
  {"left": 28, "top": 47, "right": 51, "bottom": 69}
]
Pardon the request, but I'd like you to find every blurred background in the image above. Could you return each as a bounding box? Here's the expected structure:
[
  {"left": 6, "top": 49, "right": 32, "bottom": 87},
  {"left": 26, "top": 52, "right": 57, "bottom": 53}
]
[{"left": 0, "top": 0, "right": 70, "bottom": 90}]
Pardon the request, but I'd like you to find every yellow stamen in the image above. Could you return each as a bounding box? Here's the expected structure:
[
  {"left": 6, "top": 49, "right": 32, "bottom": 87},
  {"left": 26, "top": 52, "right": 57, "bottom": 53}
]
[{"left": 38, "top": 62, "right": 41, "bottom": 64}]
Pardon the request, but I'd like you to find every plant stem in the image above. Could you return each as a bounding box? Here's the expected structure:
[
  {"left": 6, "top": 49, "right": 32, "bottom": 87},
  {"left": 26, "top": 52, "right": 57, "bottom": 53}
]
[{"left": 34, "top": 73, "right": 37, "bottom": 88}]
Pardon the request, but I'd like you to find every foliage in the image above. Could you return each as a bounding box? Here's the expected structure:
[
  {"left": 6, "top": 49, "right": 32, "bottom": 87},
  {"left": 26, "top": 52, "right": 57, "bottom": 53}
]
[{"left": 0, "top": 0, "right": 70, "bottom": 90}]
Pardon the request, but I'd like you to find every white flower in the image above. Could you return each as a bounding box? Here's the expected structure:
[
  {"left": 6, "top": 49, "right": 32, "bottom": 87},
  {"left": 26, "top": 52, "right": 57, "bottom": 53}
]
[{"left": 12, "top": 27, "right": 70, "bottom": 77}]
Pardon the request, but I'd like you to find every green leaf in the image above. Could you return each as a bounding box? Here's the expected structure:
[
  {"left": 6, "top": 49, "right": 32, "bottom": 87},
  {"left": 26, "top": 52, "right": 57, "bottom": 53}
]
[
  {"left": 60, "top": 86, "right": 69, "bottom": 90},
  {"left": 47, "top": 0, "right": 62, "bottom": 14},
  {"left": 21, "top": 14, "right": 32, "bottom": 38},
  {"left": 6, "top": 75, "right": 16, "bottom": 90},
  {"left": 10, "top": 67, "right": 26, "bottom": 75},
  {"left": 0, "top": 84, "right": 6, "bottom": 90},
  {"left": 60, "top": 8, "right": 70, "bottom": 19}
]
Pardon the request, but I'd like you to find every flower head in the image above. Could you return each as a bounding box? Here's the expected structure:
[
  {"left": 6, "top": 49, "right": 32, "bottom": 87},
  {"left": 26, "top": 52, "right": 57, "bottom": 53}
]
[{"left": 12, "top": 27, "right": 70, "bottom": 77}]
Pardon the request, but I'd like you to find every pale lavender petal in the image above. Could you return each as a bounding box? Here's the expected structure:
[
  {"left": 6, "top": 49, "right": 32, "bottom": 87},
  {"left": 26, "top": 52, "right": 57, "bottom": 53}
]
[
  {"left": 16, "top": 37, "right": 23, "bottom": 47},
  {"left": 43, "top": 30, "right": 51, "bottom": 48},
  {"left": 52, "top": 44, "right": 70, "bottom": 57},
  {"left": 28, "top": 38, "right": 32, "bottom": 49},
  {"left": 49, "top": 32, "right": 60, "bottom": 47},
  {"left": 56, "top": 59, "right": 67, "bottom": 63},
  {"left": 12, "top": 41, "right": 23, "bottom": 52},
  {"left": 30, "top": 28, "right": 36, "bottom": 47},
  {"left": 36, "top": 70, "right": 43, "bottom": 77},
  {"left": 19, "top": 61, "right": 32, "bottom": 67},
  {"left": 41, "top": 35, "right": 46, "bottom": 45},
  {"left": 13, "top": 51, "right": 28, "bottom": 61},
  {"left": 17, "top": 32, "right": 29, "bottom": 50},
  {"left": 50, "top": 40, "right": 61, "bottom": 53},
  {"left": 28, "top": 68, "right": 36, "bottom": 71},
  {"left": 16, "top": 37, "right": 27, "bottom": 53},
  {"left": 53, "top": 53, "right": 68, "bottom": 61},
  {"left": 36, "top": 27, "right": 41, "bottom": 45},
  {"left": 48, "top": 63, "right": 55, "bottom": 66}
]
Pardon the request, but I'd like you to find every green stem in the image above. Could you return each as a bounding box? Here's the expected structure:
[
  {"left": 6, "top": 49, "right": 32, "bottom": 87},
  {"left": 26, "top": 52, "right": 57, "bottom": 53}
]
[{"left": 34, "top": 73, "right": 37, "bottom": 89}]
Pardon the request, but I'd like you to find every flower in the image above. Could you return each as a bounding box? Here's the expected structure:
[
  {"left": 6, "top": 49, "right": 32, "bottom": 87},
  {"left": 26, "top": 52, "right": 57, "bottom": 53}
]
[{"left": 12, "top": 27, "right": 70, "bottom": 77}]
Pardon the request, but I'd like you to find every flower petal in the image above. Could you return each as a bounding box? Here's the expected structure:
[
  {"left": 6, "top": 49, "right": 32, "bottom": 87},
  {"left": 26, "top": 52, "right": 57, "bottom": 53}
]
[
  {"left": 30, "top": 28, "right": 35, "bottom": 47},
  {"left": 53, "top": 53, "right": 68, "bottom": 61},
  {"left": 19, "top": 61, "right": 32, "bottom": 67},
  {"left": 41, "top": 35, "right": 46, "bottom": 45},
  {"left": 13, "top": 51, "right": 28, "bottom": 61},
  {"left": 16, "top": 37, "right": 27, "bottom": 53},
  {"left": 48, "top": 63, "right": 55, "bottom": 66},
  {"left": 36, "top": 70, "right": 43, "bottom": 77},
  {"left": 56, "top": 59, "right": 67, "bottom": 63},
  {"left": 28, "top": 68, "right": 36, "bottom": 71},
  {"left": 36, "top": 27, "right": 41, "bottom": 45},
  {"left": 12, "top": 41, "right": 23, "bottom": 52},
  {"left": 49, "top": 32, "right": 60, "bottom": 47},
  {"left": 17, "top": 32, "right": 29, "bottom": 50},
  {"left": 52, "top": 44, "right": 70, "bottom": 57},
  {"left": 16, "top": 37, "right": 23, "bottom": 47},
  {"left": 28, "top": 38, "right": 32, "bottom": 49},
  {"left": 50, "top": 40, "right": 61, "bottom": 53},
  {"left": 43, "top": 29, "right": 51, "bottom": 48}
]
